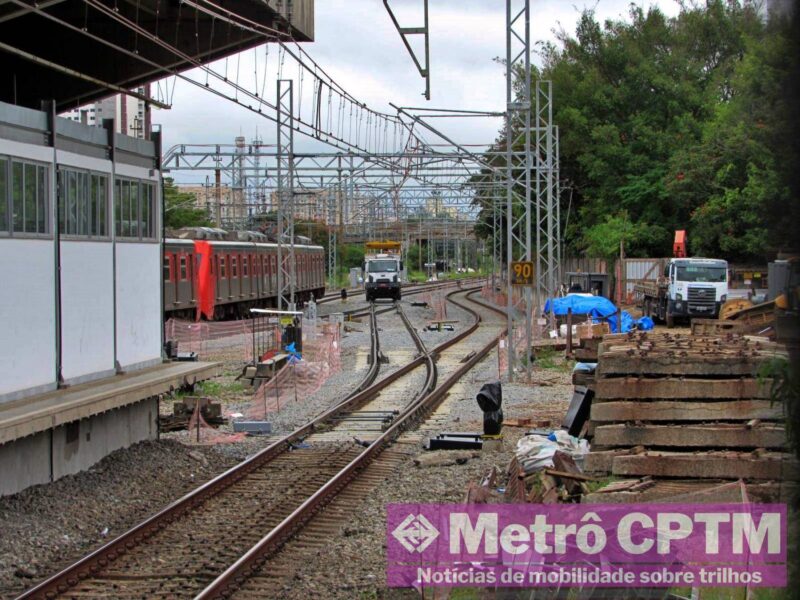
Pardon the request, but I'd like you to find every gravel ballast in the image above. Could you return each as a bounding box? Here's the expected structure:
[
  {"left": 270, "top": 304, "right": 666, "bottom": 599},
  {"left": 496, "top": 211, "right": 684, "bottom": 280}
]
[
  {"left": 0, "top": 286, "right": 573, "bottom": 600},
  {"left": 0, "top": 440, "right": 238, "bottom": 598}
]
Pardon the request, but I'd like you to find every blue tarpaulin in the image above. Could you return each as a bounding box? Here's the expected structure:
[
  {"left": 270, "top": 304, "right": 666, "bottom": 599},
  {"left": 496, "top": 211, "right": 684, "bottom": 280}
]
[
  {"left": 543, "top": 295, "right": 618, "bottom": 319},
  {"left": 544, "top": 294, "right": 647, "bottom": 334},
  {"left": 607, "top": 311, "right": 634, "bottom": 334}
]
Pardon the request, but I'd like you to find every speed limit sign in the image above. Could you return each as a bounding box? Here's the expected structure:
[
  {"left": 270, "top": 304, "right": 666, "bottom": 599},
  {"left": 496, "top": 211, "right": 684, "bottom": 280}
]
[{"left": 510, "top": 261, "right": 535, "bottom": 286}]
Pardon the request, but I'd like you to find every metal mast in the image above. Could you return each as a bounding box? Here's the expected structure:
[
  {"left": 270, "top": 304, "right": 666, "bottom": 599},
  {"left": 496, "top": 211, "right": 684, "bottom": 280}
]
[
  {"left": 534, "top": 80, "right": 559, "bottom": 304},
  {"left": 505, "top": 0, "right": 532, "bottom": 381},
  {"left": 276, "top": 79, "right": 296, "bottom": 310}
]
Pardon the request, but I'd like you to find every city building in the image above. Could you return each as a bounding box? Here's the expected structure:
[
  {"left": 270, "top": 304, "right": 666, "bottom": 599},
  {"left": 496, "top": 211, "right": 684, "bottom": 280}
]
[{"left": 61, "top": 84, "right": 152, "bottom": 139}]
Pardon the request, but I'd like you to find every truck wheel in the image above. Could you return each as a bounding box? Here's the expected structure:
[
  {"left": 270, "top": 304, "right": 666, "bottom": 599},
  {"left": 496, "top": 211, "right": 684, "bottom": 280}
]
[{"left": 666, "top": 313, "right": 674, "bottom": 328}]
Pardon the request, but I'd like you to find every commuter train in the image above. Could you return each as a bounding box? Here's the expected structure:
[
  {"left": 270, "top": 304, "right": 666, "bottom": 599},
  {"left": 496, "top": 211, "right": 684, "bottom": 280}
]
[{"left": 164, "top": 229, "right": 326, "bottom": 320}]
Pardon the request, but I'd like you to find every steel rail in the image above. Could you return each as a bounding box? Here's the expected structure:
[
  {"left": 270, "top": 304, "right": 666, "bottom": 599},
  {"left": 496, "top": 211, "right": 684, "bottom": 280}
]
[
  {"left": 316, "top": 278, "right": 468, "bottom": 306},
  {"left": 341, "top": 303, "right": 381, "bottom": 400},
  {"left": 15, "top": 317, "right": 419, "bottom": 599},
  {"left": 195, "top": 286, "right": 503, "bottom": 599},
  {"left": 17, "top": 283, "right": 497, "bottom": 600}
]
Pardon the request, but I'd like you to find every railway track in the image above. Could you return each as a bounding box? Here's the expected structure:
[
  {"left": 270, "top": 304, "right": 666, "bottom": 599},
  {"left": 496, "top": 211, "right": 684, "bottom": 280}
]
[
  {"left": 18, "top": 283, "right": 506, "bottom": 600},
  {"left": 316, "top": 277, "right": 471, "bottom": 307}
]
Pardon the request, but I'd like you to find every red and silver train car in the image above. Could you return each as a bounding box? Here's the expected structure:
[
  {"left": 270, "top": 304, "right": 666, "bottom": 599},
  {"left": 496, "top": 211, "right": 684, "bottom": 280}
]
[{"left": 164, "top": 233, "right": 325, "bottom": 320}]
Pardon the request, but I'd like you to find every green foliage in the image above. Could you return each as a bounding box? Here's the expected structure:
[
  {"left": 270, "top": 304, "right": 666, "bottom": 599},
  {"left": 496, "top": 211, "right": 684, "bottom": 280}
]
[
  {"left": 758, "top": 357, "right": 798, "bottom": 461},
  {"left": 163, "top": 178, "right": 213, "bottom": 229},
  {"left": 338, "top": 244, "right": 365, "bottom": 269},
  {"left": 582, "top": 211, "right": 668, "bottom": 259},
  {"left": 406, "top": 243, "right": 423, "bottom": 271},
  {"left": 473, "top": 1, "right": 799, "bottom": 262}
]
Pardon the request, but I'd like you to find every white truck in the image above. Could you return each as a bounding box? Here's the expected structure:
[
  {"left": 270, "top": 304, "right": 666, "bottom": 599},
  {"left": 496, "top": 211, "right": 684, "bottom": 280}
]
[
  {"left": 635, "top": 258, "right": 729, "bottom": 327},
  {"left": 363, "top": 241, "right": 403, "bottom": 302}
]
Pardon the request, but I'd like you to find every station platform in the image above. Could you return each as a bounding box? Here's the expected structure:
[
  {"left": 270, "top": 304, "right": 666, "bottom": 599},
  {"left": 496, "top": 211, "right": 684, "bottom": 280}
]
[{"left": 0, "top": 361, "right": 221, "bottom": 496}]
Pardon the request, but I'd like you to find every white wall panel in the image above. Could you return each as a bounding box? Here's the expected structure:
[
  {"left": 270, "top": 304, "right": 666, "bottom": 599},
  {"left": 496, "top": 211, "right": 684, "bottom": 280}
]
[
  {"left": 0, "top": 239, "right": 56, "bottom": 399},
  {"left": 55, "top": 149, "right": 111, "bottom": 174},
  {"left": 115, "top": 243, "right": 162, "bottom": 369},
  {"left": 60, "top": 241, "right": 114, "bottom": 382}
]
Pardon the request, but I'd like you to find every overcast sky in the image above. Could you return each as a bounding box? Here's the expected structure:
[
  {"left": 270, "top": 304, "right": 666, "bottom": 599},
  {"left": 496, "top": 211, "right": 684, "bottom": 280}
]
[{"left": 157, "top": 0, "right": 681, "bottom": 183}]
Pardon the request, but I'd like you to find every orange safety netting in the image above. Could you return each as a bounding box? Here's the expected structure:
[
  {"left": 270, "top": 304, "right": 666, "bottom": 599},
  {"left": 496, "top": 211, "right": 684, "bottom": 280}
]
[
  {"left": 186, "top": 402, "right": 248, "bottom": 445},
  {"left": 165, "top": 317, "right": 281, "bottom": 361},
  {"left": 497, "top": 323, "right": 527, "bottom": 378},
  {"left": 245, "top": 322, "right": 342, "bottom": 420},
  {"left": 424, "top": 291, "right": 448, "bottom": 321},
  {"left": 167, "top": 318, "right": 342, "bottom": 444},
  {"left": 481, "top": 283, "right": 525, "bottom": 312}
]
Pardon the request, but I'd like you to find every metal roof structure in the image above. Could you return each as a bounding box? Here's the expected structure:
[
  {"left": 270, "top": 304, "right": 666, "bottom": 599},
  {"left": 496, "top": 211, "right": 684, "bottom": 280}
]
[{"left": 0, "top": 0, "right": 314, "bottom": 111}]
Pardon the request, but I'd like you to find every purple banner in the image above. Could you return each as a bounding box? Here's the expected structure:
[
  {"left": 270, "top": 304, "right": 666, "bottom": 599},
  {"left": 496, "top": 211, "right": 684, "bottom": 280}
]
[{"left": 386, "top": 503, "right": 787, "bottom": 588}]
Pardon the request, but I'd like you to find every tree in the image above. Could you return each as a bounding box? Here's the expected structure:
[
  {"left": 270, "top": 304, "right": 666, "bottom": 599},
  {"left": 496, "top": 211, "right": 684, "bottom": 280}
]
[
  {"left": 473, "top": 1, "right": 796, "bottom": 262},
  {"left": 163, "top": 178, "right": 212, "bottom": 229},
  {"left": 406, "top": 243, "right": 423, "bottom": 272},
  {"left": 582, "top": 211, "right": 663, "bottom": 259}
]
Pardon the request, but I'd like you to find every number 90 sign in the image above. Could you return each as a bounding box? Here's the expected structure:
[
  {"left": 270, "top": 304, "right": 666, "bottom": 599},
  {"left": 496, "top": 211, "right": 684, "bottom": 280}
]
[{"left": 511, "top": 261, "right": 535, "bottom": 286}]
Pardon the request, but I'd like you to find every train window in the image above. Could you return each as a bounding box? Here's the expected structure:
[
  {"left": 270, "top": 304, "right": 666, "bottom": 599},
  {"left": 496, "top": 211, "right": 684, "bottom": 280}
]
[
  {"left": 163, "top": 255, "right": 171, "bottom": 282},
  {"left": 231, "top": 256, "right": 238, "bottom": 278},
  {"left": 180, "top": 255, "right": 187, "bottom": 280},
  {"left": 187, "top": 254, "right": 193, "bottom": 281},
  {"left": 243, "top": 256, "right": 249, "bottom": 277},
  {"left": 220, "top": 256, "right": 227, "bottom": 279}
]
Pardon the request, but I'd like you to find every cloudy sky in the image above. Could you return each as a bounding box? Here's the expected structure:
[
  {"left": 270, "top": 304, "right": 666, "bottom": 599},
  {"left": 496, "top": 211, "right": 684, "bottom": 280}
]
[{"left": 157, "top": 0, "right": 681, "bottom": 183}]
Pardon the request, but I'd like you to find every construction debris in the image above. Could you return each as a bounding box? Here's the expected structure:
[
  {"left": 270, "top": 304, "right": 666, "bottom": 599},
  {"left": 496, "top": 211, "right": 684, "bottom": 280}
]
[
  {"left": 428, "top": 432, "right": 483, "bottom": 450},
  {"left": 231, "top": 421, "right": 273, "bottom": 434},
  {"left": 160, "top": 396, "right": 225, "bottom": 432}
]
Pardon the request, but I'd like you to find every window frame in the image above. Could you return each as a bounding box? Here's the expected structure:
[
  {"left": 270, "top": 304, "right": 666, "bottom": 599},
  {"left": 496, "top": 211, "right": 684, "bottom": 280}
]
[
  {"left": 57, "top": 167, "right": 109, "bottom": 240},
  {"left": 113, "top": 176, "right": 157, "bottom": 241},
  {"left": 0, "top": 156, "right": 51, "bottom": 238}
]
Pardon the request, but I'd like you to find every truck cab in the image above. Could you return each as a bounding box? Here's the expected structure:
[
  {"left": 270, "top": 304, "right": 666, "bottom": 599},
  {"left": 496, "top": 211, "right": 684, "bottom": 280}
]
[
  {"left": 664, "top": 258, "right": 728, "bottom": 323},
  {"left": 363, "top": 241, "right": 403, "bottom": 302}
]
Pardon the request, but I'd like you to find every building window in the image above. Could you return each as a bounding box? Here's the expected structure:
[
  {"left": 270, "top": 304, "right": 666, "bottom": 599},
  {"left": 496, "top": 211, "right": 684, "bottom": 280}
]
[
  {"left": 114, "top": 177, "right": 155, "bottom": 240},
  {"left": 0, "top": 158, "right": 6, "bottom": 231},
  {"left": 1, "top": 158, "right": 49, "bottom": 235},
  {"left": 57, "top": 169, "right": 108, "bottom": 237}
]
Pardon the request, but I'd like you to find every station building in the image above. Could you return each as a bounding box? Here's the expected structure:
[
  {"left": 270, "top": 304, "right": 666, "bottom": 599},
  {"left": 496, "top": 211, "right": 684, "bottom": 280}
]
[
  {"left": 0, "top": 100, "right": 218, "bottom": 496},
  {"left": 0, "top": 0, "right": 315, "bottom": 496}
]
